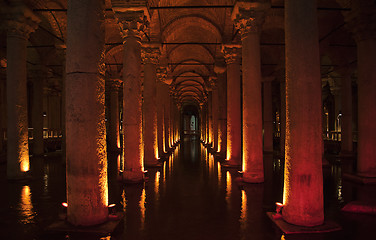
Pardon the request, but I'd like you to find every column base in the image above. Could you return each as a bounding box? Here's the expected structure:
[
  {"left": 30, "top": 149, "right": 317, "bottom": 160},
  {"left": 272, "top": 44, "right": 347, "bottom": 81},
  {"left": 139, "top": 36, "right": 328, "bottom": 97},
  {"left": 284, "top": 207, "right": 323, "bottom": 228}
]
[
  {"left": 343, "top": 172, "right": 376, "bottom": 184},
  {"left": 266, "top": 212, "right": 341, "bottom": 234},
  {"left": 47, "top": 212, "right": 124, "bottom": 235},
  {"left": 221, "top": 160, "right": 241, "bottom": 169},
  {"left": 144, "top": 159, "right": 162, "bottom": 168},
  {"left": 118, "top": 170, "right": 145, "bottom": 183},
  {"left": 7, "top": 171, "right": 32, "bottom": 182},
  {"left": 242, "top": 173, "right": 264, "bottom": 183}
]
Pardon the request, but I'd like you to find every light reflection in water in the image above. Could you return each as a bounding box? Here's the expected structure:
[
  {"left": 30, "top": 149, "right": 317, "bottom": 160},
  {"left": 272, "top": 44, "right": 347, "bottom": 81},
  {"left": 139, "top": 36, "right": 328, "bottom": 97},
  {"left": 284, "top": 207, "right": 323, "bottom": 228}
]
[
  {"left": 217, "top": 162, "right": 222, "bottom": 184},
  {"left": 226, "top": 171, "right": 232, "bottom": 209},
  {"left": 19, "top": 185, "right": 35, "bottom": 224},
  {"left": 121, "top": 189, "right": 126, "bottom": 212},
  {"left": 140, "top": 188, "right": 146, "bottom": 231},
  {"left": 155, "top": 171, "right": 160, "bottom": 202},
  {"left": 240, "top": 189, "right": 247, "bottom": 237}
]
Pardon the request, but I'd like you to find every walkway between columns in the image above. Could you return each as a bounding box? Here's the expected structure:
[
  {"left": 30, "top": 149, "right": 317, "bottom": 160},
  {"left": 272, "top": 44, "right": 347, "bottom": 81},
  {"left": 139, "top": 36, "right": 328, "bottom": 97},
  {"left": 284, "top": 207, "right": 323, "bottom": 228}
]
[{"left": 0, "top": 139, "right": 376, "bottom": 239}]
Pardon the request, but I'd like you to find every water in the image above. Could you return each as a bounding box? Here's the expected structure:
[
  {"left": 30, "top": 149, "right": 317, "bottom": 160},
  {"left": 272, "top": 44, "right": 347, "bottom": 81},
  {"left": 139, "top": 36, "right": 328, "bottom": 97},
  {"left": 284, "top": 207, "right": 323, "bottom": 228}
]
[{"left": 0, "top": 136, "right": 376, "bottom": 240}]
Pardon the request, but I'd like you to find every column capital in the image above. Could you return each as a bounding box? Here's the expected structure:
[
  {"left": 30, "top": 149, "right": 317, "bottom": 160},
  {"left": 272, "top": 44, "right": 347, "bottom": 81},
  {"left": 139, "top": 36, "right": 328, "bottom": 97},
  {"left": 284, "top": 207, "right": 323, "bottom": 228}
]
[
  {"left": 3, "top": 2, "right": 40, "bottom": 39},
  {"left": 157, "top": 66, "right": 168, "bottom": 82},
  {"left": 232, "top": 0, "right": 270, "bottom": 37},
  {"left": 341, "top": 1, "right": 376, "bottom": 42},
  {"left": 112, "top": 0, "right": 150, "bottom": 40},
  {"left": 221, "top": 44, "right": 242, "bottom": 64},
  {"left": 214, "top": 58, "right": 226, "bottom": 74},
  {"left": 208, "top": 76, "right": 218, "bottom": 90},
  {"left": 141, "top": 44, "right": 161, "bottom": 64},
  {"left": 106, "top": 79, "right": 123, "bottom": 91}
]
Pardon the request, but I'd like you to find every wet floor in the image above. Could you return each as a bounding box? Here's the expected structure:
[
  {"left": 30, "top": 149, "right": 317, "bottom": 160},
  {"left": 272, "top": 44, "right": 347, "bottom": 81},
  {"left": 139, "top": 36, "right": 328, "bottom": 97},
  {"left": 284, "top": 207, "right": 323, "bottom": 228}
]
[{"left": 1, "top": 135, "right": 376, "bottom": 240}]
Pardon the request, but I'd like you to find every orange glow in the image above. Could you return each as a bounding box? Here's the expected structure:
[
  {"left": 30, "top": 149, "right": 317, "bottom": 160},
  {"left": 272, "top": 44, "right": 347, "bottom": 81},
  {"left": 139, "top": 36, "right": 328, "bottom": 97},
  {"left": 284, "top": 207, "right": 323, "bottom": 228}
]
[
  {"left": 21, "top": 157, "right": 29, "bottom": 172},
  {"left": 62, "top": 202, "right": 68, "bottom": 207},
  {"left": 121, "top": 189, "right": 127, "bottom": 212},
  {"left": 140, "top": 188, "right": 146, "bottom": 230},
  {"left": 117, "top": 155, "right": 121, "bottom": 173},
  {"left": 20, "top": 185, "right": 34, "bottom": 224},
  {"left": 240, "top": 189, "right": 247, "bottom": 231},
  {"left": 217, "top": 162, "right": 222, "bottom": 183},
  {"left": 226, "top": 171, "right": 232, "bottom": 208},
  {"left": 155, "top": 171, "right": 160, "bottom": 201},
  {"left": 108, "top": 203, "right": 116, "bottom": 208}
]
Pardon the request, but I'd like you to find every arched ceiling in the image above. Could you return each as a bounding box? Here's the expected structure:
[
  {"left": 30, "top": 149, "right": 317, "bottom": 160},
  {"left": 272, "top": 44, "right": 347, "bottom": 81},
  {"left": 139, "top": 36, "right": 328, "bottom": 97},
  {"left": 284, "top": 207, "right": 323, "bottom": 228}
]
[{"left": 0, "top": 0, "right": 359, "bottom": 105}]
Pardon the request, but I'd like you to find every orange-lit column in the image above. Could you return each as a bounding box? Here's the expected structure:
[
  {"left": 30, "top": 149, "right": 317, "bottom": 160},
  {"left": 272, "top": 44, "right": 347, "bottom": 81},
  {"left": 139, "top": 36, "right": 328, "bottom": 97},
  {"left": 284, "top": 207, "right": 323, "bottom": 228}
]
[
  {"left": 222, "top": 45, "right": 241, "bottom": 167},
  {"left": 5, "top": 3, "right": 40, "bottom": 179},
  {"left": 214, "top": 60, "right": 227, "bottom": 157},
  {"left": 66, "top": 0, "right": 108, "bottom": 225},
  {"left": 283, "top": 0, "right": 324, "bottom": 226},
  {"left": 233, "top": 2, "right": 268, "bottom": 182},
  {"left": 163, "top": 84, "right": 171, "bottom": 151},
  {"left": 142, "top": 45, "right": 160, "bottom": 166},
  {"left": 107, "top": 79, "right": 122, "bottom": 152},
  {"left": 156, "top": 67, "right": 167, "bottom": 156},
  {"left": 345, "top": 2, "right": 376, "bottom": 178},
  {"left": 114, "top": 5, "right": 149, "bottom": 182},
  {"left": 211, "top": 80, "right": 219, "bottom": 152},
  {"left": 263, "top": 77, "right": 274, "bottom": 153},
  {"left": 208, "top": 92, "right": 213, "bottom": 146},
  {"left": 31, "top": 68, "right": 45, "bottom": 156},
  {"left": 340, "top": 70, "right": 353, "bottom": 155}
]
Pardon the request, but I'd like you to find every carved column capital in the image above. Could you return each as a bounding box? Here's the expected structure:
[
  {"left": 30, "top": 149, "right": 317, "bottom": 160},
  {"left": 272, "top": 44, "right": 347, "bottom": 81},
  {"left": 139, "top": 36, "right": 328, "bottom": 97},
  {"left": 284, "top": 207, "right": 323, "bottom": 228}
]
[
  {"left": 106, "top": 79, "right": 123, "bottom": 92},
  {"left": 3, "top": 2, "right": 40, "bottom": 39},
  {"left": 232, "top": 0, "right": 270, "bottom": 38},
  {"left": 221, "top": 44, "right": 242, "bottom": 64},
  {"left": 156, "top": 66, "right": 168, "bottom": 82},
  {"left": 141, "top": 44, "right": 161, "bottom": 64},
  {"left": 112, "top": 0, "right": 150, "bottom": 40}
]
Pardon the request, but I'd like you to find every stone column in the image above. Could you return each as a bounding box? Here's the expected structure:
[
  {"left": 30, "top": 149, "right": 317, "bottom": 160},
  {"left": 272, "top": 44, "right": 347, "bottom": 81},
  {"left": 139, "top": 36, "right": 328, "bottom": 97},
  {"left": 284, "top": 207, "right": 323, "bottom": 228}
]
[
  {"left": 0, "top": 75, "right": 4, "bottom": 153},
  {"left": 263, "top": 77, "right": 274, "bottom": 153},
  {"left": 207, "top": 91, "right": 213, "bottom": 146},
  {"left": 340, "top": 70, "right": 353, "bottom": 155},
  {"left": 233, "top": 1, "right": 269, "bottom": 182},
  {"left": 66, "top": 0, "right": 108, "bottom": 226},
  {"left": 330, "top": 79, "right": 342, "bottom": 137},
  {"left": 222, "top": 45, "right": 241, "bottom": 167},
  {"left": 113, "top": 4, "right": 149, "bottom": 182},
  {"left": 5, "top": 2, "right": 40, "bottom": 179},
  {"left": 163, "top": 84, "right": 171, "bottom": 151},
  {"left": 344, "top": 1, "right": 376, "bottom": 178},
  {"left": 211, "top": 81, "right": 219, "bottom": 152},
  {"left": 283, "top": 0, "right": 324, "bottom": 226},
  {"left": 31, "top": 68, "right": 45, "bottom": 156},
  {"left": 107, "top": 79, "right": 122, "bottom": 152},
  {"left": 157, "top": 67, "right": 167, "bottom": 156},
  {"left": 214, "top": 60, "right": 227, "bottom": 157},
  {"left": 142, "top": 44, "right": 160, "bottom": 166}
]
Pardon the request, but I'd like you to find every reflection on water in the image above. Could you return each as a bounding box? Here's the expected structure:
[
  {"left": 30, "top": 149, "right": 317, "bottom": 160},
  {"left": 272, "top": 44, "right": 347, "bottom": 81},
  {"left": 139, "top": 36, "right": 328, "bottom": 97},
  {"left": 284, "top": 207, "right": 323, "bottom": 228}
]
[
  {"left": 19, "top": 185, "right": 35, "bottom": 224},
  {"left": 226, "top": 170, "right": 232, "bottom": 209}
]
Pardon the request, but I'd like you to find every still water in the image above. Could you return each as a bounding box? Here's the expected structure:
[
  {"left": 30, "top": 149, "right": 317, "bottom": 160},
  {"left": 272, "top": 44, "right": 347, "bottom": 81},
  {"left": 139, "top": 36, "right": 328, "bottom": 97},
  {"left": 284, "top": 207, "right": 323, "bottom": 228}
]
[{"left": 1, "top": 135, "right": 376, "bottom": 240}]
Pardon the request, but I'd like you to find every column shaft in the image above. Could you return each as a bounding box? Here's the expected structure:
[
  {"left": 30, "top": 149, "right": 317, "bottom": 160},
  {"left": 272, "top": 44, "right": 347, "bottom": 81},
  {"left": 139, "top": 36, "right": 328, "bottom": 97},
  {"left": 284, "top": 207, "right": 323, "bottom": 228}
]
[
  {"left": 340, "top": 74, "right": 353, "bottom": 154},
  {"left": 157, "top": 81, "right": 164, "bottom": 156},
  {"left": 217, "top": 71, "right": 227, "bottom": 157},
  {"left": 66, "top": 0, "right": 108, "bottom": 226},
  {"left": 263, "top": 80, "right": 273, "bottom": 153},
  {"left": 212, "top": 87, "right": 219, "bottom": 152},
  {"left": 32, "top": 76, "right": 44, "bottom": 156},
  {"left": 283, "top": 0, "right": 324, "bottom": 226},
  {"left": 108, "top": 81, "right": 121, "bottom": 151}
]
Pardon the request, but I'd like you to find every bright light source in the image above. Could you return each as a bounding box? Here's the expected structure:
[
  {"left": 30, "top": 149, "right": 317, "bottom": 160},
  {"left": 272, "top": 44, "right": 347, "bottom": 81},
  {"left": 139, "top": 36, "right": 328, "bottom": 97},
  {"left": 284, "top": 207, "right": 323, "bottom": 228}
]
[{"left": 62, "top": 202, "right": 68, "bottom": 207}]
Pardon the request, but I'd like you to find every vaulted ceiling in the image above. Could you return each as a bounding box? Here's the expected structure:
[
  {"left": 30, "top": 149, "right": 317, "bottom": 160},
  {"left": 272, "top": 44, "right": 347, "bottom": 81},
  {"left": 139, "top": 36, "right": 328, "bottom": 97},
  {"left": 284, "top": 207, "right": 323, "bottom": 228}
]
[{"left": 0, "top": 0, "right": 357, "bottom": 107}]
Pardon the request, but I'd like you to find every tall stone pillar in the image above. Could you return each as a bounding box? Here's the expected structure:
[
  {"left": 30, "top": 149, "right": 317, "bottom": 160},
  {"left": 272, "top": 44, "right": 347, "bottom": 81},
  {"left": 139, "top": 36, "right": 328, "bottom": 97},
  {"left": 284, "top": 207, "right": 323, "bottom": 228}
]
[
  {"left": 340, "top": 70, "right": 353, "bottom": 155},
  {"left": 214, "top": 60, "right": 227, "bottom": 157},
  {"left": 344, "top": 1, "right": 376, "bottom": 178},
  {"left": 207, "top": 92, "right": 213, "bottom": 146},
  {"left": 0, "top": 75, "right": 4, "bottom": 153},
  {"left": 107, "top": 79, "right": 122, "bottom": 152},
  {"left": 163, "top": 84, "right": 171, "bottom": 151},
  {"left": 31, "top": 68, "right": 45, "bottom": 156},
  {"left": 263, "top": 77, "right": 274, "bottom": 153},
  {"left": 66, "top": 0, "right": 108, "bottom": 225},
  {"left": 113, "top": 3, "right": 149, "bottom": 182},
  {"left": 5, "top": 2, "right": 40, "bottom": 179},
  {"left": 142, "top": 44, "right": 160, "bottom": 166},
  {"left": 222, "top": 45, "right": 241, "bottom": 167},
  {"left": 283, "top": 0, "right": 324, "bottom": 226},
  {"left": 211, "top": 80, "right": 219, "bottom": 152},
  {"left": 233, "top": 1, "right": 268, "bottom": 182},
  {"left": 157, "top": 67, "right": 167, "bottom": 156}
]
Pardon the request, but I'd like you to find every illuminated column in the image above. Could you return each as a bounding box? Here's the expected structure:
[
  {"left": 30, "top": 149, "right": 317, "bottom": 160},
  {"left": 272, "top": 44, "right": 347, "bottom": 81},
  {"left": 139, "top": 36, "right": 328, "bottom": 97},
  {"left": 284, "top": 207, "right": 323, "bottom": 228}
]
[
  {"left": 263, "top": 77, "right": 274, "bottom": 153},
  {"left": 107, "top": 79, "right": 122, "bottom": 152},
  {"left": 344, "top": 2, "right": 376, "bottom": 178},
  {"left": 5, "top": 2, "right": 40, "bottom": 179},
  {"left": 142, "top": 44, "right": 160, "bottom": 166},
  {"left": 214, "top": 60, "right": 227, "bottom": 157},
  {"left": 163, "top": 85, "right": 171, "bottom": 151},
  {"left": 222, "top": 45, "right": 241, "bottom": 167},
  {"left": 66, "top": 0, "right": 108, "bottom": 225},
  {"left": 31, "top": 68, "right": 45, "bottom": 156},
  {"left": 200, "top": 103, "right": 204, "bottom": 141},
  {"left": 0, "top": 76, "right": 4, "bottom": 153},
  {"left": 283, "top": 0, "right": 323, "bottom": 226},
  {"left": 330, "top": 81, "right": 341, "bottom": 135},
  {"left": 157, "top": 67, "right": 167, "bottom": 156},
  {"left": 233, "top": 1, "right": 268, "bottom": 182},
  {"left": 211, "top": 80, "right": 219, "bottom": 152},
  {"left": 340, "top": 70, "right": 353, "bottom": 155},
  {"left": 207, "top": 92, "right": 213, "bottom": 146},
  {"left": 114, "top": 3, "right": 149, "bottom": 182}
]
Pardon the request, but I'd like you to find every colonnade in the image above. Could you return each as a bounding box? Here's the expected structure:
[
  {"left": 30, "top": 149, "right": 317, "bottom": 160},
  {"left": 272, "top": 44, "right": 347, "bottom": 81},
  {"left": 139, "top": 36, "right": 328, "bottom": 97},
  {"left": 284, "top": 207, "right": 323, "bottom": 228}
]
[{"left": 2, "top": 0, "right": 376, "bottom": 229}]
